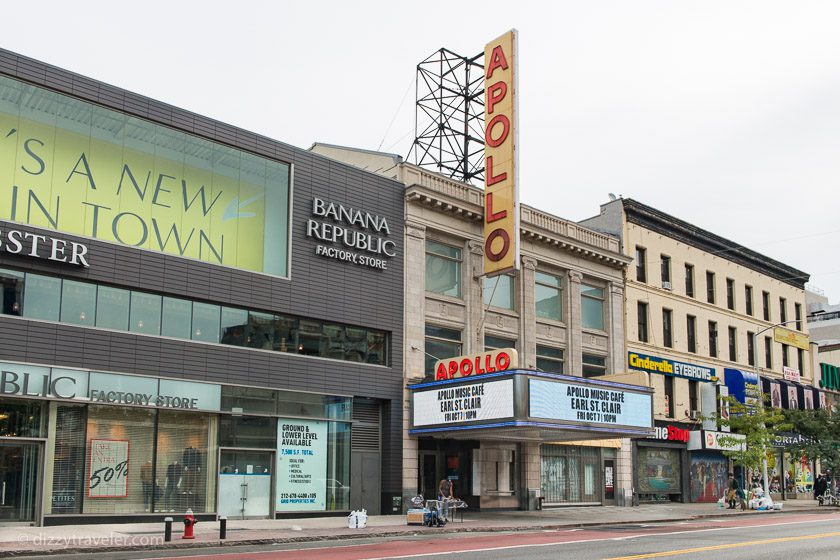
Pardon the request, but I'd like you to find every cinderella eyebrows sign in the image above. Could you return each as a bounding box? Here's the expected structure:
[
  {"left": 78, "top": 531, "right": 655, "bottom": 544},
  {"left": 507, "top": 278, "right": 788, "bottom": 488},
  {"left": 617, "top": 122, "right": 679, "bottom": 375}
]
[{"left": 0, "top": 76, "right": 290, "bottom": 276}]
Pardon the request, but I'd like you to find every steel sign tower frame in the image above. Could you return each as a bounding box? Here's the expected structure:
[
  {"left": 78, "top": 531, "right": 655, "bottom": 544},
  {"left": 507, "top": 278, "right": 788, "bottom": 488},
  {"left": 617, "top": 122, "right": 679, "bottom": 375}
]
[{"left": 410, "top": 48, "right": 485, "bottom": 184}]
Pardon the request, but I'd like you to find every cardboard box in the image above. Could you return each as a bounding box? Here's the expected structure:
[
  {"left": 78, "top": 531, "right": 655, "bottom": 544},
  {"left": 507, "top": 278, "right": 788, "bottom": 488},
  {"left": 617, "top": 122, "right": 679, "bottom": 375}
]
[{"left": 406, "top": 508, "right": 429, "bottom": 525}]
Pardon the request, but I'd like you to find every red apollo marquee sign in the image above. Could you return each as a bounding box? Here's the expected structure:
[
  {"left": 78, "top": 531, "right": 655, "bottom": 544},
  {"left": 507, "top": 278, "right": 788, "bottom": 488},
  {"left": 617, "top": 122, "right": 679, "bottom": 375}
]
[{"left": 434, "top": 348, "right": 519, "bottom": 381}]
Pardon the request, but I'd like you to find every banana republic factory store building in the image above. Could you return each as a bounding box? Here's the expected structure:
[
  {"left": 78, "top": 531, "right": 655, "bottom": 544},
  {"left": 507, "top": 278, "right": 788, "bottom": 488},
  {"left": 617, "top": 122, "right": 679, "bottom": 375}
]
[{"left": 0, "top": 49, "right": 404, "bottom": 526}]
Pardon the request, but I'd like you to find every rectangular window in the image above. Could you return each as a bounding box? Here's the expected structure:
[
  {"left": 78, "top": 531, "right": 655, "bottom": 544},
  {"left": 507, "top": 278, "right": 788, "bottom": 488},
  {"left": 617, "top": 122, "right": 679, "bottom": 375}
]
[
  {"left": 535, "top": 272, "right": 563, "bottom": 321},
  {"left": 687, "top": 315, "right": 697, "bottom": 353},
  {"left": 192, "top": 302, "right": 221, "bottom": 343},
  {"left": 23, "top": 274, "right": 61, "bottom": 321},
  {"left": 130, "top": 292, "right": 162, "bottom": 335},
  {"left": 685, "top": 264, "right": 695, "bottom": 297},
  {"left": 782, "top": 344, "right": 789, "bottom": 368},
  {"left": 661, "top": 255, "right": 671, "bottom": 286},
  {"left": 582, "top": 354, "right": 607, "bottom": 378},
  {"left": 795, "top": 303, "right": 802, "bottom": 331},
  {"left": 763, "top": 291, "right": 770, "bottom": 321},
  {"left": 662, "top": 308, "right": 673, "bottom": 348},
  {"left": 798, "top": 348, "right": 804, "bottom": 373},
  {"left": 484, "top": 274, "right": 515, "bottom": 310},
  {"left": 726, "top": 278, "right": 735, "bottom": 310},
  {"left": 0, "top": 268, "right": 24, "bottom": 315},
  {"left": 664, "top": 375, "right": 674, "bottom": 418},
  {"left": 637, "top": 301, "right": 649, "bottom": 342},
  {"left": 706, "top": 271, "right": 715, "bottom": 304},
  {"left": 485, "top": 334, "right": 516, "bottom": 351},
  {"left": 425, "top": 325, "right": 462, "bottom": 378},
  {"left": 581, "top": 284, "right": 605, "bottom": 331},
  {"left": 708, "top": 321, "right": 718, "bottom": 358},
  {"left": 779, "top": 297, "right": 787, "bottom": 324},
  {"left": 536, "top": 345, "right": 564, "bottom": 373},
  {"left": 96, "top": 286, "right": 130, "bottom": 331},
  {"left": 425, "top": 241, "right": 462, "bottom": 298},
  {"left": 764, "top": 336, "right": 773, "bottom": 369},
  {"left": 747, "top": 332, "right": 755, "bottom": 366},
  {"left": 745, "top": 285, "right": 754, "bottom": 316},
  {"left": 60, "top": 280, "right": 97, "bottom": 326},
  {"left": 728, "top": 326, "right": 737, "bottom": 362},
  {"left": 689, "top": 380, "right": 699, "bottom": 415},
  {"left": 636, "top": 247, "right": 647, "bottom": 282},
  {"left": 162, "top": 297, "right": 193, "bottom": 339}
]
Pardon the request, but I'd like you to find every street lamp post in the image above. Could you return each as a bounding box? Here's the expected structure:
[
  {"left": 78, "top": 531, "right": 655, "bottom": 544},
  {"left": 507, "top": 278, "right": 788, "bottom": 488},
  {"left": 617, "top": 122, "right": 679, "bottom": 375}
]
[{"left": 750, "top": 318, "right": 807, "bottom": 498}]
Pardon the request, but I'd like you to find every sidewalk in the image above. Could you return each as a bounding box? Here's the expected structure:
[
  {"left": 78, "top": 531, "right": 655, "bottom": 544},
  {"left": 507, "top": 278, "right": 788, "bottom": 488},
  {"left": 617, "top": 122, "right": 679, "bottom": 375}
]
[{"left": 0, "top": 500, "right": 831, "bottom": 557}]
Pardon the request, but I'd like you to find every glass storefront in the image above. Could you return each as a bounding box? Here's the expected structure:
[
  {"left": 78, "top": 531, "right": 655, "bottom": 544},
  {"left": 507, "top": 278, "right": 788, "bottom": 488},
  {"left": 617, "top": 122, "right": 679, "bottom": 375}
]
[
  {"left": 0, "top": 365, "right": 356, "bottom": 524},
  {"left": 540, "top": 445, "right": 601, "bottom": 504}
]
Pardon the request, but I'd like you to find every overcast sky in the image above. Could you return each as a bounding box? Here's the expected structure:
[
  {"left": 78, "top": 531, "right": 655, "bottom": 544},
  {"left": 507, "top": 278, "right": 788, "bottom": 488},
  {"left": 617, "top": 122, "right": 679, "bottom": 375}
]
[{"left": 3, "top": 1, "right": 838, "bottom": 302}]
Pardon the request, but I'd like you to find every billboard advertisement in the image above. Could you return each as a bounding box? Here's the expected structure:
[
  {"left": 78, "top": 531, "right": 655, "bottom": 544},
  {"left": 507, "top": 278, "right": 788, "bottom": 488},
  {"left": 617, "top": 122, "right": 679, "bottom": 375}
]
[{"left": 0, "top": 76, "right": 290, "bottom": 276}]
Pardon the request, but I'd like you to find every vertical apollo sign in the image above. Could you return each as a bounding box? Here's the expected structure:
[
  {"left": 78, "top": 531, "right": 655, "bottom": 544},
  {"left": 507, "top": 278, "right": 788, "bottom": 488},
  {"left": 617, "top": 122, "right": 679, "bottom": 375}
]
[{"left": 483, "top": 30, "right": 520, "bottom": 276}]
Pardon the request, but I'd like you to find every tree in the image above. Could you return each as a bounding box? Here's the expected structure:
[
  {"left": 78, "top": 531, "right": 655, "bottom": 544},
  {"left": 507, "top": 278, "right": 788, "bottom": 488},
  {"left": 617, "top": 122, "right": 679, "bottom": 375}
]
[
  {"left": 783, "top": 405, "right": 840, "bottom": 479},
  {"left": 712, "top": 395, "right": 791, "bottom": 483}
]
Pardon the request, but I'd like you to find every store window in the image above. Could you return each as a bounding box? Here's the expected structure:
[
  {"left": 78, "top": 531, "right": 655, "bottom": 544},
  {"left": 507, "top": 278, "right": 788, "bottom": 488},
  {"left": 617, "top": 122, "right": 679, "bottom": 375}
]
[
  {"left": 581, "top": 284, "right": 605, "bottom": 331},
  {"left": 0, "top": 398, "right": 45, "bottom": 438},
  {"left": 23, "top": 274, "right": 60, "bottom": 321},
  {"left": 0, "top": 268, "right": 23, "bottom": 315},
  {"left": 424, "top": 325, "right": 462, "bottom": 378},
  {"left": 83, "top": 406, "right": 155, "bottom": 514},
  {"left": 582, "top": 354, "right": 607, "bottom": 378},
  {"left": 540, "top": 445, "right": 600, "bottom": 504},
  {"left": 220, "top": 307, "right": 248, "bottom": 345},
  {"left": 483, "top": 274, "right": 515, "bottom": 310},
  {"left": 49, "top": 404, "right": 86, "bottom": 514},
  {"left": 536, "top": 345, "right": 564, "bottom": 373},
  {"left": 535, "top": 272, "right": 563, "bottom": 321},
  {"left": 60, "top": 280, "right": 96, "bottom": 326},
  {"left": 154, "top": 411, "right": 215, "bottom": 514},
  {"left": 426, "top": 240, "right": 462, "bottom": 298},
  {"left": 219, "top": 415, "right": 277, "bottom": 449}
]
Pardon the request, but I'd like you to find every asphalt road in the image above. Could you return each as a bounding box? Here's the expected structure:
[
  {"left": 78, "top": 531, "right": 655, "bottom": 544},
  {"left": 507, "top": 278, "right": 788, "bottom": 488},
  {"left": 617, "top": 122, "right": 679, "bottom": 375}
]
[{"left": 20, "top": 512, "right": 840, "bottom": 560}]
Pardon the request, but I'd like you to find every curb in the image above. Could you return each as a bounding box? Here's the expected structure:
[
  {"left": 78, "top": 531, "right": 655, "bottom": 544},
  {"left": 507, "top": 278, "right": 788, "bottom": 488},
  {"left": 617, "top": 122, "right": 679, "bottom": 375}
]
[{"left": 0, "top": 507, "right": 828, "bottom": 558}]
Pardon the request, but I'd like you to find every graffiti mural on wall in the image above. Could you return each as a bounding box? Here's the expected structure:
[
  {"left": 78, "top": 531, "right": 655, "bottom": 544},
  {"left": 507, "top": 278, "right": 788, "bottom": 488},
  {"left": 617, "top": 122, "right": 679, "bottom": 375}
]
[{"left": 690, "top": 453, "right": 728, "bottom": 503}]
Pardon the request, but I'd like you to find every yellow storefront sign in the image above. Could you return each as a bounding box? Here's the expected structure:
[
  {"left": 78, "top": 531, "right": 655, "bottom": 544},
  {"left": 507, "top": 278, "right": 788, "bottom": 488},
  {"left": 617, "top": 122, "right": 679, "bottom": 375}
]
[
  {"left": 0, "top": 76, "right": 290, "bottom": 276},
  {"left": 483, "top": 30, "right": 519, "bottom": 277},
  {"left": 773, "top": 327, "right": 810, "bottom": 351}
]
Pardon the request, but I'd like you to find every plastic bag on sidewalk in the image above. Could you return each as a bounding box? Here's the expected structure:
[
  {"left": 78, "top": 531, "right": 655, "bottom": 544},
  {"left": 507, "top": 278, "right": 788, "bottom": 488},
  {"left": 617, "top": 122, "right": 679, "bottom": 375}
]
[{"left": 348, "top": 509, "right": 368, "bottom": 529}]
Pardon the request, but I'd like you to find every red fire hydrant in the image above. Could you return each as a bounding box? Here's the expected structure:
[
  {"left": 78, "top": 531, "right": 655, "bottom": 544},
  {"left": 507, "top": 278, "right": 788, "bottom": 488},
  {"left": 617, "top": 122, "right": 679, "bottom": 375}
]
[{"left": 182, "top": 508, "right": 197, "bottom": 540}]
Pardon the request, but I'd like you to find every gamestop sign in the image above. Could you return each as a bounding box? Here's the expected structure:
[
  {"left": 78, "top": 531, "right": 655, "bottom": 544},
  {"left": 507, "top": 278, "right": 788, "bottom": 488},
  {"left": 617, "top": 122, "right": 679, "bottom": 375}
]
[
  {"left": 483, "top": 30, "right": 520, "bottom": 277},
  {"left": 434, "top": 348, "right": 518, "bottom": 380}
]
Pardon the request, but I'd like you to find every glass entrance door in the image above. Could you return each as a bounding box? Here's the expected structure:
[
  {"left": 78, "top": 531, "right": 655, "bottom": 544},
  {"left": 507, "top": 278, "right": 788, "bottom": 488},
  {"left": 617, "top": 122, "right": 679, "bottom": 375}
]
[
  {"left": 0, "top": 442, "right": 40, "bottom": 523},
  {"left": 218, "top": 450, "right": 273, "bottom": 519}
]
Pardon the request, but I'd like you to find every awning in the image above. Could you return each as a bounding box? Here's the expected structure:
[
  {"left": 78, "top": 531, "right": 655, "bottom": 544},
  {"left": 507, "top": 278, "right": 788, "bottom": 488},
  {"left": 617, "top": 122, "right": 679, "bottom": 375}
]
[{"left": 408, "top": 369, "right": 654, "bottom": 442}]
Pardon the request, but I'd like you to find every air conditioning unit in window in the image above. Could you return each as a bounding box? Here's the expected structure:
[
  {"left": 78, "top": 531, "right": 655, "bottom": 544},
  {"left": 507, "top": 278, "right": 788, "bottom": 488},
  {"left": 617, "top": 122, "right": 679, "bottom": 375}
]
[
  {"left": 689, "top": 410, "right": 700, "bottom": 420},
  {"left": 662, "top": 281, "right": 673, "bottom": 290}
]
